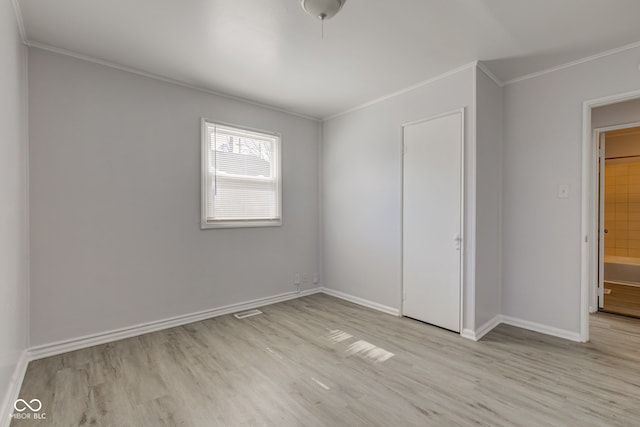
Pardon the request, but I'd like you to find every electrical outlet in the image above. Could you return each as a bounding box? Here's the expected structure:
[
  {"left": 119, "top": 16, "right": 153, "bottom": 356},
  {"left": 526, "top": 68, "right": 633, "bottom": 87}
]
[
  {"left": 312, "top": 274, "right": 319, "bottom": 284},
  {"left": 302, "top": 273, "right": 309, "bottom": 284},
  {"left": 294, "top": 273, "right": 301, "bottom": 285}
]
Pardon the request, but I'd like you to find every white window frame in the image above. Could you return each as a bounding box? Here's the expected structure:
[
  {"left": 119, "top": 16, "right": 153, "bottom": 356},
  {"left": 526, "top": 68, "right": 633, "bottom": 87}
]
[{"left": 201, "top": 118, "right": 282, "bottom": 229}]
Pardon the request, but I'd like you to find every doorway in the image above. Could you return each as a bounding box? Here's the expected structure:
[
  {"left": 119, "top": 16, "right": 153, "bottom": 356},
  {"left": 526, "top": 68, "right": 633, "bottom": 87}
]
[
  {"left": 583, "top": 91, "right": 640, "bottom": 342},
  {"left": 598, "top": 125, "right": 640, "bottom": 318},
  {"left": 401, "top": 109, "right": 464, "bottom": 333}
]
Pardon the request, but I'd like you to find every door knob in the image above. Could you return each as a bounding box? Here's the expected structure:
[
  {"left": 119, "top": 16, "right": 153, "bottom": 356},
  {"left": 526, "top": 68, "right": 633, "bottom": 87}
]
[{"left": 604, "top": 229, "right": 608, "bottom": 234}]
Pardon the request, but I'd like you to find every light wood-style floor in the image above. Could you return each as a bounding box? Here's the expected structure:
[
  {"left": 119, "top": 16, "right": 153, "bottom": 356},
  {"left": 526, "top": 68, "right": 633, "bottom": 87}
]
[
  {"left": 11, "top": 294, "right": 640, "bottom": 426},
  {"left": 604, "top": 282, "right": 640, "bottom": 318}
]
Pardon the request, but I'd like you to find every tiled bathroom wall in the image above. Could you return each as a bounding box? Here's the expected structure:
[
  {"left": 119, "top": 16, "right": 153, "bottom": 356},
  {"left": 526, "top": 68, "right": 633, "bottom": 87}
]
[{"left": 604, "top": 159, "right": 640, "bottom": 258}]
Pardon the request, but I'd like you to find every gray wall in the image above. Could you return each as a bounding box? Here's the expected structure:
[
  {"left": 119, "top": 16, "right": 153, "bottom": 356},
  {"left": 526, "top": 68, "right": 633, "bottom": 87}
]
[
  {"left": 475, "top": 68, "right": 502, "bottom": 328},
  {"left": 592, "top": 98, "right": 640, "bottom": 130},
  {"left": 0, "top": 0, "right": 28, "bottom": 411},
  {"left": 593, "top": 99, "right": 640, "bottom": 159},
  {"left": 604, "top": 133, "right": 640, "bottom": 159},
  {"left": 29, "top": 48, "right": 320, "bottom": 346},
  {"left": 502, "top": 45, "right": 640, "bottom": 333},
  {"left": 322, "top": 67, "right": 478, "bottom": 330}
]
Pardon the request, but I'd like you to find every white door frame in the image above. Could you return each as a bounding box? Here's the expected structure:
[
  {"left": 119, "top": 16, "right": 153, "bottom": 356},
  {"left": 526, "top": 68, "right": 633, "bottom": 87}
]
[
  {"left": 400, "top": 108, "right": 465, "bottom": 334},
  {"left": 581, "top": 89, "right": 640, "bottom": 342}
]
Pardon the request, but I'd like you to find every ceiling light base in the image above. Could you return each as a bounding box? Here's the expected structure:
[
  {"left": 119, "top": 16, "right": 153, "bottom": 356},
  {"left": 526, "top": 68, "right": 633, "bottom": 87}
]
[{"left": 300, "top": 0, "right": 346, "bottom": 21}]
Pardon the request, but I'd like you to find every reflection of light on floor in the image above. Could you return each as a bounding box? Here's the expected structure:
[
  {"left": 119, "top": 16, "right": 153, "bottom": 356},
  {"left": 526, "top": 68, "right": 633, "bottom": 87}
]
[
  {"left": 325, "top": 329, "right": 394, "bottom": 363},
  {"left": 327, "top": 329, "right": 352, "bottom": 343},
  {"left": 311, "top": 377, "right": 330, "bottom": 390},
  {"left": 604, "top": 288, "right": 612, "bottom": 295},
  {"left": 264, "top": 347, "right": 283, "bottom": 359},
  {"left": 346, "top": 340, "right": 394, "bottom": 363}
]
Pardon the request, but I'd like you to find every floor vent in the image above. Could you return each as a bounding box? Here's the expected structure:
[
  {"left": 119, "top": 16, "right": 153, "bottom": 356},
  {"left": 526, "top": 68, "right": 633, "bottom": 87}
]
[{"left": 233, "top": 309, "right": 263, "bottom": 319}]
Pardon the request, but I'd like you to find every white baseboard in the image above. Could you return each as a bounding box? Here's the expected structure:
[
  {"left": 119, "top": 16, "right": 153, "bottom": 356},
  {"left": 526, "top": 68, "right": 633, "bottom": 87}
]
[
  {"left": 28, "top": 288, "right": 321, "bottom": 360},
  {"left": 474, "top": 315, "right": 503, "bottom": 340},
  {"left": 461, "top": 314, "right": 502, "bottom": 341},
  {"left": 1, "top": 350, "right": 29, "bottom": 427},
  {"left": 319, "top": 287, "right": 400, "bottom": 316},
  {"left": 28, "top": 286, "right": 400, "bottom": 362},
  {"left": 501, "top": 315, "right": 583, "bottom": 342},
  {"left": 316, "top": 290, "right": 582, "bottom": 344},
  {"left": 460, "top": 329, "right": 477, "bottom": 340},
  {"left": 25, "top": 288, "right": 585, "bottom": 362},
  {"left": 462, "top": 314, "right": 582, "bottom": 343}
]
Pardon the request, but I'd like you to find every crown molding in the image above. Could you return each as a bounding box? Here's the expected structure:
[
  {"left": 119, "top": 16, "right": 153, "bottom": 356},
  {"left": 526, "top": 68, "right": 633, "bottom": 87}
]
[
  {"left": 25, "top": 41, "right": 320, "bottom": 122},
  {"left": 20, "top": 33, "right": 640, "bottom": 120},
  {"left": 323, "top": 61, "right": 478, "bottom": 121},
  {"left": 503, "top": 39, "right": 640, "bottom": 86},
  {"left": 477, "top": 61, "right": 504, "bottom": 87},
  {"left": 10, "top": 0, "right": 27, "bottom": 44}
]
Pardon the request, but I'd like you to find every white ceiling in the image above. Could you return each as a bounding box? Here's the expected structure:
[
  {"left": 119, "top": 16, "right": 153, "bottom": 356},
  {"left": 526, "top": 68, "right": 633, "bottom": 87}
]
[{"left": 18, "top": 0, "right": 640, "bottom": 119}]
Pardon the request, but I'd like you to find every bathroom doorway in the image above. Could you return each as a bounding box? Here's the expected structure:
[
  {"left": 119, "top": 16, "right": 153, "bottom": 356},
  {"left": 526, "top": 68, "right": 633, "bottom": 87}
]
[
  {"left": 599, "top": 125, "right": 640, "bottom": 318},
  {"left": 582, "top": 92, "right": 640, "bottom": 341}
]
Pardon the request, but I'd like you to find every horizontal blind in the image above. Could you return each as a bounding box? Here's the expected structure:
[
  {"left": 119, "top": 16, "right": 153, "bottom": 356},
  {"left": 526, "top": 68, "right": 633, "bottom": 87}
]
[{"left": 206, "top": 123, "right": 280, "bottom": 221}]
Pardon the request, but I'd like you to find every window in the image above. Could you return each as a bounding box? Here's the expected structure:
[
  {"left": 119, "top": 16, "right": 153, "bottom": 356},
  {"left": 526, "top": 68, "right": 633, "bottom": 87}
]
[{"left": 201, "top": 119, "right": 282, "bottom": 228}]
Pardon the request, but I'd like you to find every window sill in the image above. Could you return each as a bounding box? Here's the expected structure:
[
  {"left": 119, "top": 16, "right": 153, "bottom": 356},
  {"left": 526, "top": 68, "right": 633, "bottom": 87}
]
[{"left": 200, "top": 219, "right": 282, "bottom": 229}]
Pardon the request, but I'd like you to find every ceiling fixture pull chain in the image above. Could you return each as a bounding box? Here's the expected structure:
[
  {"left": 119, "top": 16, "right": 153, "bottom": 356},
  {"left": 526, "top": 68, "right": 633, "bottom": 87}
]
[{"left": 300, "top": 0, "right": 346, "bottom": 39}]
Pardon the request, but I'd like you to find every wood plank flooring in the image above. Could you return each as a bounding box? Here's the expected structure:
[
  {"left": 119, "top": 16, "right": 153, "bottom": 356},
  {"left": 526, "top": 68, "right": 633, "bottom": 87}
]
[
  {"left": 11, "top": 294, "right": 640, "bottom": 426},
  {"left": 603, "top": 282, "right": 640, "bottom": 318}
]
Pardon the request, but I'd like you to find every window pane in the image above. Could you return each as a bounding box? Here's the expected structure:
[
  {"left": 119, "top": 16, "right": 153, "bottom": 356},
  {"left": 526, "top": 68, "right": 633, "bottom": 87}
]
[{"left": 214, "top": 148, "right": 272, "bottom": 178}]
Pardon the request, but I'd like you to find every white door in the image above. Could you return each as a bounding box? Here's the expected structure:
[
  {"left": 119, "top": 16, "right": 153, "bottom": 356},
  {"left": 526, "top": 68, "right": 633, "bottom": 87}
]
[{"left": 402, "top": 111, "right": 463, "bottom": 332}]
